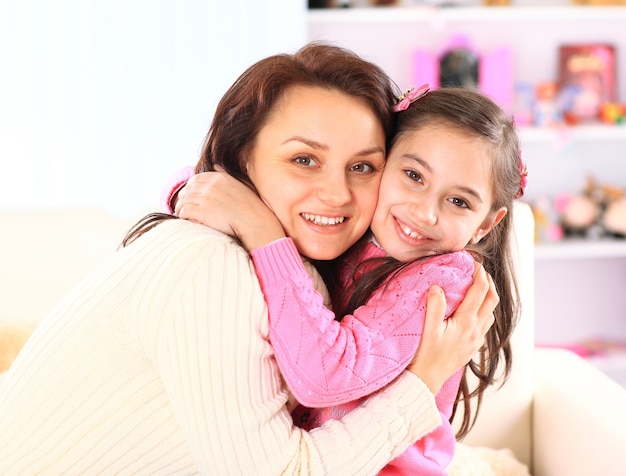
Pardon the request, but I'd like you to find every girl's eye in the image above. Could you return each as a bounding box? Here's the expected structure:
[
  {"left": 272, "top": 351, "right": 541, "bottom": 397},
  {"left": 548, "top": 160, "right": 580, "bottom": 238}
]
[
  {"left": 449, "top": 197, "right": 469, "bottom": 209},
  {"left": 404, "top": 169, "right": 423, "bottom": 183},
  {"left": 351, "top": 163, "right": 374, "bottom": 174},
  {"left": 294, "top": 155, "right": 317, "bottom": 167}
]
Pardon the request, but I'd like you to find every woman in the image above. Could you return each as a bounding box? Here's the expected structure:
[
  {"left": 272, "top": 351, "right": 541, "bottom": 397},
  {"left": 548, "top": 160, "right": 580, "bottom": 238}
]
[{"left": 0, "top": 43, "right": 496, "bottom": 475}]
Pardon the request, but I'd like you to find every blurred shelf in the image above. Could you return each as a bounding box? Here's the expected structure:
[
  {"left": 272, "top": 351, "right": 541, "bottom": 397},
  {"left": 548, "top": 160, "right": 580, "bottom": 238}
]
[
  {"left": 518, "top": 125, "right": 626, "bottom": 145},
  {"left": 308, "top": 6, "right": 626, "bottom": 24},
  {"left": 535, "top": 238, "right": 626, "bottom": 261}
]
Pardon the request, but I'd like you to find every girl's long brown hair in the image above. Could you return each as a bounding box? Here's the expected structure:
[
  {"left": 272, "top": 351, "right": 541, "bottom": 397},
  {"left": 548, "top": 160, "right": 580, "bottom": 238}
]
[{"left": 335, "top": 88, "right": 522, "bottom": 439}]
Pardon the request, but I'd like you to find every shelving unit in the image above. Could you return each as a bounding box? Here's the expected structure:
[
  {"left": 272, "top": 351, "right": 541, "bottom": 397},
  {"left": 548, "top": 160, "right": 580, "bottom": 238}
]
[
  {"left": 518, "top": 124, "right": 626, "bottom": 144},
  {"left": 308, "top": 5, "right": 626, "bottom": 103},
  {"left": 535, "top": 238, "right": 626, "bottom": 261},
  {"left": 309, "top": 5, "right": 626, "bottom": 23},
  {"left": 308, "top": 4, "right": 626, "bottom": 385}
]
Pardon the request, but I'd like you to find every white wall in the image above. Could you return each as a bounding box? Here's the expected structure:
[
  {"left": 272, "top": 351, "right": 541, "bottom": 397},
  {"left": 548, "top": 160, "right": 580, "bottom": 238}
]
[{"left": 0, "top": 0, "right": 307, "bottom": 218}]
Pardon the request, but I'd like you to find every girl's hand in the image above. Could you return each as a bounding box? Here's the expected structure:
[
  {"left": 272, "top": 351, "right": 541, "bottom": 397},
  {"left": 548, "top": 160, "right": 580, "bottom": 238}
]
[
  {"left": 407, "top": 262, "right": 497, "bottom": 394},
  {"left": 175, "top": 172, "right": 286, "bottom": 250}
]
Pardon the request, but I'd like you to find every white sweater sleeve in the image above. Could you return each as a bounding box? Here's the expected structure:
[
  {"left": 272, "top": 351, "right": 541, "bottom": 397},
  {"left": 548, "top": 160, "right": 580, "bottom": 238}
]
[{"left": 0, "top": 219, "right": 441, "bottom": 476}]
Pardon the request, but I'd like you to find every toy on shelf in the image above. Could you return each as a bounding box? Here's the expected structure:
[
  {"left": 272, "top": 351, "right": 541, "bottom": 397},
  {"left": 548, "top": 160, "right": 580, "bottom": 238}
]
[
  {"left": 558, "top": 44, "right": 617, "bottom": 123},
  {"left": 532, "top": 195, "right": 564, "bottom": 243},
  {"left": 599, "top": 102, "right": 626, "bottom": 124},
  {"left": 604, "top": 194, "right": 626, "bottom": 237},
  {"left": 412, "top": 35, "right": 514, "bottom": 114},
  {"left": 584, "top": 177, "right": 626, "bottom": 238},
  {"left": 537, "top": 177, "right": 626, "bottom": 241},
  {"left": 556, "top": 191, "right": 602, "bottom": 238},
  {"left": 531, "top": 176, "right": 626, "bottom": 242},
  {"left": 533, "top": 82, "right": 562, "bottom": 127}
]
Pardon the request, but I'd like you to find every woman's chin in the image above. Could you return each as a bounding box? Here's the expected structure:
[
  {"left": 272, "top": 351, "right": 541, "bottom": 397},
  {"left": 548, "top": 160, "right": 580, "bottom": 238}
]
[{"left": 294, "top": 241, "right": 348, "bottom": 262}]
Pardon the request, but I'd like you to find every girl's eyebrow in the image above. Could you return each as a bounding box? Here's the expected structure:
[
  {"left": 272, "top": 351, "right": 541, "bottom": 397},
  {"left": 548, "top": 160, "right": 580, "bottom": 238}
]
[
  {"left": 404, "top": 153, "right": 483, "bottom": 204},
  {"left": 403, "top": 153, "right": 432, "bottom": 173},
  {"left": 457, "top": 185, "right": 483, "bottom": 205},
  {"left": 284, "top": 136, "right": 385, "bottom": 157}
]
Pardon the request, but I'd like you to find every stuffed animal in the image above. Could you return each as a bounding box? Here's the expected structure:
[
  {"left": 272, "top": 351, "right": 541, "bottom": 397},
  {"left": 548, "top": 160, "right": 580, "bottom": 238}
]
[
  {"left": 0, "top": 323, "right": 34, "bottom": 373},
  {"left": 556, "top": 176, "right": 626, "bottom": 238},
  {"left": 587, "top": 177, "right": 626, "bottom": 237},
  {"left": 558, "top": 193, "right": 600, "bottom": 236},
  {"left": 604, "top": 196, "right": 626, "bottom": 236}
]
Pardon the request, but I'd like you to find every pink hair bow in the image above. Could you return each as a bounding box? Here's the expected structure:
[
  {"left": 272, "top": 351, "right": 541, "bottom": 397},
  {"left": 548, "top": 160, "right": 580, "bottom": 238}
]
[
  {"left": 393, "top": 84, "right": 430, "bottom": 112},
  {"left": 515, "top": 150, "right": 528, "bottom": 199}
]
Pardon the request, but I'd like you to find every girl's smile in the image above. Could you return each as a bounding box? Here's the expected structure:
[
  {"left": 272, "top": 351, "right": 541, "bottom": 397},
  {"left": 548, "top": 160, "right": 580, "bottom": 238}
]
[{"left": 371, "top": 122, "right": 505, "bottom": 263}]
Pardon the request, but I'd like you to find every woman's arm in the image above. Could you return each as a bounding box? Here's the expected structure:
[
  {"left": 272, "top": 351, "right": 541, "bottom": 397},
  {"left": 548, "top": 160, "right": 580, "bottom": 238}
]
[
  {"left": 252, "top": 238, "right": 474, "bottom": 407},
  {"left": 172, "top": 171, "right": 495, "bottom": 400}
]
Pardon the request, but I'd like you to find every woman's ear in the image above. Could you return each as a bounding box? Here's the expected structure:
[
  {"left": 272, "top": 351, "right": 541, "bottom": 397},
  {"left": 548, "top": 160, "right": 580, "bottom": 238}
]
[{"left": 472, "top": 207, "right": 508, "bottom": 244}]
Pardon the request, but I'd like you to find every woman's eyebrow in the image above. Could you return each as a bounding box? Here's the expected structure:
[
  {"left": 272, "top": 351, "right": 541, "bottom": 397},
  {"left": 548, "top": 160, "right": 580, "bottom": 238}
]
[
  {"left": 284, "top": 136, "right": 385, "bottom": 157},
  {"left": 357, "top": 146, "right": 386, "bottom": 158},
  {"left": 283, "top": 136, "right": 327, "bottom": 150}
]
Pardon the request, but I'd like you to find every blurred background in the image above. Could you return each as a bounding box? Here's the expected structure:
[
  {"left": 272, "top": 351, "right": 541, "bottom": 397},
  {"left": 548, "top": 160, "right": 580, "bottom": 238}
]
[
  {"left": 0, "top": 0, "right": 307, "bottom": 217},
  {"left": 1, "top": 0, "right": 625, "bottom": 388}
]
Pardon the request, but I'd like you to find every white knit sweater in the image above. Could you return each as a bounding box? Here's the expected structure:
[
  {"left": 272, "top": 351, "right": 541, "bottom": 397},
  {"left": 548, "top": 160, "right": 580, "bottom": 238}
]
[{"left": 0, "top": 219, "right": 441, "bottom": 475}]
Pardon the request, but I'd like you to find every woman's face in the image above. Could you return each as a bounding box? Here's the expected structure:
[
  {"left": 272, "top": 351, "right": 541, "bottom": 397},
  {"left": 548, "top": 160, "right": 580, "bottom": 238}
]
[{"left": 247, "top": 85, "right": 386, "bottom": 260}]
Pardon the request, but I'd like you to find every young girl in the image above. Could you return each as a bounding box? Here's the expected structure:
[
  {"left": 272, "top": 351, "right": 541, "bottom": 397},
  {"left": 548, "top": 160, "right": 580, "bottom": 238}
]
[{"left": 173, "top": 86, "right": 526, "bottom": 475}]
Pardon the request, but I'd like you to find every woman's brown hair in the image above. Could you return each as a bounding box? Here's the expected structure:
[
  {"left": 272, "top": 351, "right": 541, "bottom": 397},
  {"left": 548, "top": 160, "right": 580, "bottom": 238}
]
[{"left": 122, "top": 42, "right": 399, "bottom": 247}]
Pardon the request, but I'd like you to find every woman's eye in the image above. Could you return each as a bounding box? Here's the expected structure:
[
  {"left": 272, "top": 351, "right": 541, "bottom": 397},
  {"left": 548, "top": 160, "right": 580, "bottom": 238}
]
[
  {"left": 450, "top": 197, "right": 469, "bottom": 209},
  {"left": 351, "top": 163, "right": 374, "bottom": 174},
  {"left": 404, "top": 169, "right": 423, "bottom": 182},
  {"left": 294, "top": 155, "right": 317, "bottom": 167}
]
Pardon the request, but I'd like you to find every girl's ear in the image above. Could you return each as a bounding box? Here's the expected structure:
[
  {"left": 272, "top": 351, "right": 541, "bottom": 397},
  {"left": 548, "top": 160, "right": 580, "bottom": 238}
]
[{"left": 472, "top": 207, "right": 508, "bottom": 244}]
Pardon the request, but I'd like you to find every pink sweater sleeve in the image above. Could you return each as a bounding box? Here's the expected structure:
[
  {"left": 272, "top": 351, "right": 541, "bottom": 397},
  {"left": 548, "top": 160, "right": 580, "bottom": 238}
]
[
  {"left": 159, "top": 166, "right": 195, "bottom": 213},
  {"left": 250, "top": 238, "right": 474, "bottom": 408}
]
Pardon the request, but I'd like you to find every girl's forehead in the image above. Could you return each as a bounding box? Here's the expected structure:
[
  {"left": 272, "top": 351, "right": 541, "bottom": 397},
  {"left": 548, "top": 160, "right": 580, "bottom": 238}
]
[
  {"left": 394, "top": 124, "right": 484, "bottom": 151},
  {"left": 391, "top": 126, "right": 495, "bottom": 179}
]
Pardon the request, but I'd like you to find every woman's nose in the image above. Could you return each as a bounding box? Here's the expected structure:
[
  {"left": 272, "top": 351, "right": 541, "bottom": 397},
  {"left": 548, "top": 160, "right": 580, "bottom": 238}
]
[{"left": 316, "top": 173, "right": 351, "bottom": 206}]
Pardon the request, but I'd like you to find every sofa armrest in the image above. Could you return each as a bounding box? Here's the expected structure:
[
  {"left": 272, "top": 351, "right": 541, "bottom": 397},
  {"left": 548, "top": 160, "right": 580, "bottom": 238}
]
[{"left": 533, "top": 348, "right": 626, "bottom": 476}]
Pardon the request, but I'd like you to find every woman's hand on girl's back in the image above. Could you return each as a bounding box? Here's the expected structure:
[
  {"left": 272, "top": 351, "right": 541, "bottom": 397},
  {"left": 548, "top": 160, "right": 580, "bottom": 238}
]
[
  {"left": 407, "top": 262, "right": 497, "bottom": 395},
  {"left": 175, "top": 172, "right": 286, "bottom": 250}
]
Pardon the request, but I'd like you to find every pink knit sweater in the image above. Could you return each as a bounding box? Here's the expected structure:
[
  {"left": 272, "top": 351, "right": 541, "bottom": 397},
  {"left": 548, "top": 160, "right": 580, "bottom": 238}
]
[{"left": 251, "top": 238, "right": 474, "bottom": 475}]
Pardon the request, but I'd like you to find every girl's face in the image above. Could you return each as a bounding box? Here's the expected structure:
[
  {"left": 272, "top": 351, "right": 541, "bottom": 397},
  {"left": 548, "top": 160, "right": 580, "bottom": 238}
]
[
  {"left": 247, "top": 85, "right": 386, "bottom": 260},
  {"left": 371, "top": 122, "right": 506, "bottom": 262}
]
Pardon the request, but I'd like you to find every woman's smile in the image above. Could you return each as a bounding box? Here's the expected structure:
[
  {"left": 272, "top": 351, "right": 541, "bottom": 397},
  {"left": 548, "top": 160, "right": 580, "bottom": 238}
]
[
  {"left": 246, "top": 85, "right": 386, "bottom": 261},
  {"left": 301, "top": 213, "right": 346, "bottom": 226}
]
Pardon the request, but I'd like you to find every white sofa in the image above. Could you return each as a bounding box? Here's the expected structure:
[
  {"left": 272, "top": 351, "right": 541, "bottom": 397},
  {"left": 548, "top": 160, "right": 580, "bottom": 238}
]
[{"left": 1, "top": 203, "right": 626, "bottom": 475}]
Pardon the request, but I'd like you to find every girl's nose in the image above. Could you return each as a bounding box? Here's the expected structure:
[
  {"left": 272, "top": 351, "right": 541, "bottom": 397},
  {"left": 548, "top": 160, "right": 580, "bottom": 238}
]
[{"left": 409, "top": 198, "right": 437, "bottom": 225}]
